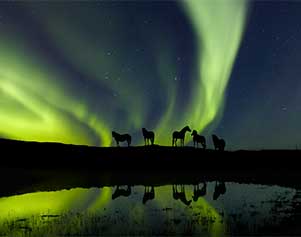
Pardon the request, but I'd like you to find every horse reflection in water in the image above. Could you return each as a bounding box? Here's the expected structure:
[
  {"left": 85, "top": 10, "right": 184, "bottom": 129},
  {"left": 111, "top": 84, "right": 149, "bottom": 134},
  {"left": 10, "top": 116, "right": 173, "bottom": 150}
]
[
  {"left": 213, "top": 181, "right": 226, "bottom": 200},
  {"left": 193, "top": 182, "right": 207, "bottom": 202},
  {"left": 112, "top": 185, "right": 131, "bottom": 200},
  {"left": 143, "top": 186, "right": 155, "bottom": 204},
  {"left": 172, "top": 185, "right": 192, "bottom": 206}
]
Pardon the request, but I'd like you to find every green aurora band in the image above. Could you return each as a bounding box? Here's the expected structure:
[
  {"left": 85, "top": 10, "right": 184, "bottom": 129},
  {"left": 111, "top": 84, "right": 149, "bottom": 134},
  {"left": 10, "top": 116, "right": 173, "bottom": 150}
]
[
  {"left": 181, "top": 0, "right": 249, "bottom": 133},
  {"left": 0, "top": 1, "right": 248, "bottom": 146}
]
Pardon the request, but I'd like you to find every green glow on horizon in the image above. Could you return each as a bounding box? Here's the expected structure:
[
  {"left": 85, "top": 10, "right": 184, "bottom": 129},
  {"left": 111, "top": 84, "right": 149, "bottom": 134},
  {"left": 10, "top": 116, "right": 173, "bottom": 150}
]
[
  {"left": 0, "top": 34, "right": 111, "bottom": 146},
  {"left": 182, "top": 0, "right": 248, "bottom": 132}
]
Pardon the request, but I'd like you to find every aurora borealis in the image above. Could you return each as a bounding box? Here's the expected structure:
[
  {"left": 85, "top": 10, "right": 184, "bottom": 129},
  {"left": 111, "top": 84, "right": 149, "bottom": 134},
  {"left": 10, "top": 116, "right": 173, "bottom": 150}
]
[
  {"left": 181, "top": 0, "right": 248, "bottom": 134},
  {"left": 1, "top": 1, "right": 301, "bottom": 149}
]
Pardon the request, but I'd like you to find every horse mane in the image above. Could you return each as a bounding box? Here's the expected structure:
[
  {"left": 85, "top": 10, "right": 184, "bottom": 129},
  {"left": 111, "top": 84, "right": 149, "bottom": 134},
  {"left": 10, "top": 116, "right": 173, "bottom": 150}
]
[
  {"left": 212, "top": 134, "right": 218, "bottom": 142},
  {"left": 112, "top": 131, "right": 118, "bottom": 137}
]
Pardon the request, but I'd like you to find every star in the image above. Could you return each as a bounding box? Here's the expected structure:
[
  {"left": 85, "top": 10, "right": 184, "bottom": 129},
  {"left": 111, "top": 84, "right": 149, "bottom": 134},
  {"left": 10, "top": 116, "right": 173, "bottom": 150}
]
[{"left": 281, "top": 106, "right": 287, "bottom": 111}]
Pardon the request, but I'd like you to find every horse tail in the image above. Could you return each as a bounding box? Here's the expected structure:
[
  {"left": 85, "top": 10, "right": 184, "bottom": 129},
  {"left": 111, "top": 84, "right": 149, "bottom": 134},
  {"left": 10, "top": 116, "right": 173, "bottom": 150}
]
[
  {"left": 142, "top": 128, "right": 145, "bottom": 138},
  {"left": 128, "top": 135, "right": 132, "bottom": 146},
  {"left": 220, "top": 139, "right": 225, "bottom": 151},
  {"left": 212, "top": 135, "right": 218, "bottom": 150},
  {"left": 203, "top": 137, "right": 207, "bottom": 149},
  {"left": 151, "top": 133, "right": 154, "bottom": 145}
]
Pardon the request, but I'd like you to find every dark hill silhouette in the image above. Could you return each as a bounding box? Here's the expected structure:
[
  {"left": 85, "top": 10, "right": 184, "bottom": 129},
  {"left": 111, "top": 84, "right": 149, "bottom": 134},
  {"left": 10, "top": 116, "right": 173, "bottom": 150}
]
[
  {"left": 1, "top": 137, "right": 301, "bottom": 196},
  {"left": 0, "top": 138, "right": 300, "bottom": 172}
]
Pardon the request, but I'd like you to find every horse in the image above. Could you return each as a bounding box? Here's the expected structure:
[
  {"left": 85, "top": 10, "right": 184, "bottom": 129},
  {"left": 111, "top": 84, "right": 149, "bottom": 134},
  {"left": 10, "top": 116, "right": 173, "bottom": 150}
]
[
  {"left": 213, "top": 181, "right": 226, "bottom": 200},
  {"left": 112, "top": 185, "right": 131, "bottom": 200},
  {"left": 172, "top": 184, "right": 192, "bottom": 206},
  {"left": 142, "top": 186, "right": 155, "bottom": 204},
  {"left": 112, "top": 131, "right": 131, "bottom": 147},
  {"left": 212, "top": 134, "right": 226, "bottom": 151},
  {"left": 142, "top": 128, "right": 155, "bottom": 146},
  {"left": 193, "top": 182, "right": 207, "bottom": 202},
  {"left": 191, "top": 130, "right": 206, "bottom": 149},
  {"left": 172, "top": 126, "right": 191, "bottom": 146}
]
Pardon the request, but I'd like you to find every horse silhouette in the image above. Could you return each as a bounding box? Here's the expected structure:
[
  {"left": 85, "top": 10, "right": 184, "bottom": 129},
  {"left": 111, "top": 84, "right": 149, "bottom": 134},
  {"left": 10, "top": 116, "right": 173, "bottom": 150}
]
[
  {"left": 142, "top": 186, "right": 155, "bottom": 204},
  {"left": 112, "top": 131, "right": 131, "bottom": 147},
  {"left": 191, "top": 130, "right": 206, "bottom": 149},
  {"left": 142, "top": 128, "right": 155, "bottom": 146},
  {"left": 172, "top": 185, "right": 192, "bottom": 206},
  {"left": 192, "top": 182, "right": 207, "bottom": 202},
  {"left": 212, "top": 134, "right": 226, "bottom": 151},
  {"left": 213, "top": 181, "right": 226, "bottom": 200},
  {"left": 112, "top": 185, "right": 131, "bottom": 200},
  {"left": 172, "top": 126, "right": 191, "bottom": 146}
]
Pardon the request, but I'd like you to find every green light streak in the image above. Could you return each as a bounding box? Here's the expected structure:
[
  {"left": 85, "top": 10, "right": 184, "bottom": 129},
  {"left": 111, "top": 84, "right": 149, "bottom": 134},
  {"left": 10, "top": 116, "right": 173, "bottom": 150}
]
[
  {"left": 0, "top": 1, "right": 248, "bottom": 146},
  {"left": 33, "top": 8, "right": 147, "bottom": 135},
  {"left": 0, "top": 34, "right": 111, "bottom": 146},
  {"left": 181, "top": 0, "right": 248, "bottom": 132}
]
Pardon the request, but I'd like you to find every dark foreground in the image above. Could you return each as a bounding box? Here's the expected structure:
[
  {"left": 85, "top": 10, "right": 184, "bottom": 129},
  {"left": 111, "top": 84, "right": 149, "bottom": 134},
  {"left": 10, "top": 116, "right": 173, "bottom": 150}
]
[
  {"left": 0, "top": 138, "right": 299, "bottom": 170},
  {"left": 0, "top": 138, "right": 301, "bottom": 197}
]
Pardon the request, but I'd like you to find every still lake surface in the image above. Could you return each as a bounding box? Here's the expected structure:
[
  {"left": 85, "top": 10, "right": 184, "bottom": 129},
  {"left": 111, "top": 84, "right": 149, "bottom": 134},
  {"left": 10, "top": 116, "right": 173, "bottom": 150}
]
[{"left": 0, "top": 181, "right": 300, "bottom": 236}]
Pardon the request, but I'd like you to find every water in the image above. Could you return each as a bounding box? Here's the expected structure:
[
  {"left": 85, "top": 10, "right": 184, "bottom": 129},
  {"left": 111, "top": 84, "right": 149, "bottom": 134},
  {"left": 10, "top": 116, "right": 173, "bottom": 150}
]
[{"left": 0, "top": 181, "right": 299, "bottom": 236}]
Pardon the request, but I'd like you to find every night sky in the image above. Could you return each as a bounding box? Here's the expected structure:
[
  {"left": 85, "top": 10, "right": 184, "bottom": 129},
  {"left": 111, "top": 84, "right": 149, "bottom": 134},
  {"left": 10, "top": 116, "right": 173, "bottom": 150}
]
[{"left": 0, "top": 1, "right": 300, "bottom": 150}]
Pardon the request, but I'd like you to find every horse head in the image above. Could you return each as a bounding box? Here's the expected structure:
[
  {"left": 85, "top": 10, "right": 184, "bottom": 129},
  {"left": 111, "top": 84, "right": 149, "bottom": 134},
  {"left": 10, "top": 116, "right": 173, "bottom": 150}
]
[
  {"left": 212, "top": 134, "right": 218, "bottom": 139},
  {"left": 184, "top": 126, "right": 191, "bottom": 132},
  {"left": 212, "top": 134, "right": 219, "bottom": 143},
  {"left": 112, "top": 131, "right": 117, "bottom": 138},
  {"left": 191, "top": 130, "right": 198, "bottom": 136}
]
